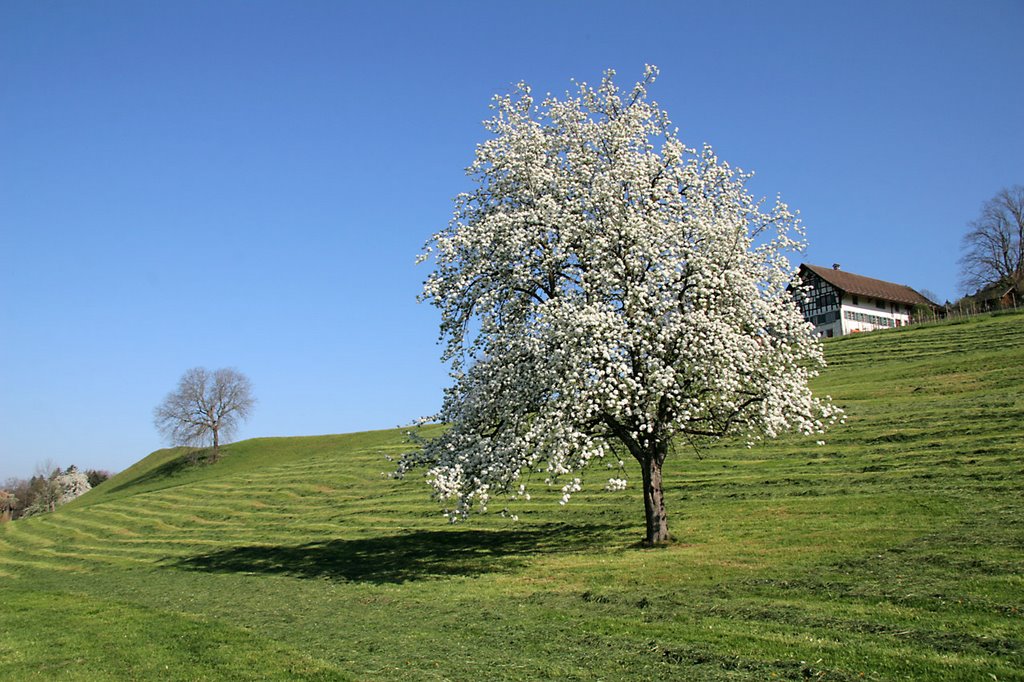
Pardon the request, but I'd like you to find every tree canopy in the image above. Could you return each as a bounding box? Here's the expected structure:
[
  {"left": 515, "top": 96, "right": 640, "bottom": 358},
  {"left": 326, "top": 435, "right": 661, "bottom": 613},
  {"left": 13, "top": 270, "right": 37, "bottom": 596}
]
[
  {"left": 153, "top": 367, "right": 255, "bottom": 458},
  {"left": 399, "top": 67, "right": 839, "bottom": 543},
  {"left": 959, "top": 185, "right": 1024, "bottom": 294}
]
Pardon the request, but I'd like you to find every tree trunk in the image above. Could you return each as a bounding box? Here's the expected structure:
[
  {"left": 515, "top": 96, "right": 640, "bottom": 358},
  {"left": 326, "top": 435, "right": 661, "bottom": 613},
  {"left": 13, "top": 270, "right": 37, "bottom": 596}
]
[
  {"left": 212, "top": 427, "right": 220, "bottom": 460},
  {"left": 640, "top": 447, "right": 670, "bottom": 545},
  {"left": 603, "top": 416, "right": 672, "bottom": 545}
]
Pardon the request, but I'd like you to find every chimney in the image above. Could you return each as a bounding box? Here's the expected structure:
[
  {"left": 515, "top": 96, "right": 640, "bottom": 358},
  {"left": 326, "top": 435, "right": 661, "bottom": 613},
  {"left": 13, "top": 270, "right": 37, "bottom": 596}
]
[{"left": 832, "top": 263, "right": 841, "bottom": 270}]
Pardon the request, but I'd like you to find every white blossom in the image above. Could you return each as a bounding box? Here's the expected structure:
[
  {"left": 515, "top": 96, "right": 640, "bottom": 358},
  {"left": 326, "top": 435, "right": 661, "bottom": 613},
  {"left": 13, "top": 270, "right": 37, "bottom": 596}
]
[
  {"left": 55, "top": 466, "right": 92, "bottom": 505},
  {"left": 397, "top": 67, "right": 840, "bottom": 540}
]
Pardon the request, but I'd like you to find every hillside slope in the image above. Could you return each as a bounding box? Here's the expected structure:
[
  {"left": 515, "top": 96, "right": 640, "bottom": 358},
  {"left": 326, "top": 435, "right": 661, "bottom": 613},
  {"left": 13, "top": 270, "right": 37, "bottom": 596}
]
[{"left": 1, "top": 311, "right": 1022, "bottom": 680}]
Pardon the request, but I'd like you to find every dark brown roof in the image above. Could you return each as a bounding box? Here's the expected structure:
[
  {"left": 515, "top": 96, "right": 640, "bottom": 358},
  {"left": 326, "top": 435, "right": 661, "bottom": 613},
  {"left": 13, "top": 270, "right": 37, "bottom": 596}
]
[
  {"left": 966, "top": 278, "right": 1024, "bottom": 302},
  {"left": 801, "top": 264, "right": 936, "bottom": 307}
]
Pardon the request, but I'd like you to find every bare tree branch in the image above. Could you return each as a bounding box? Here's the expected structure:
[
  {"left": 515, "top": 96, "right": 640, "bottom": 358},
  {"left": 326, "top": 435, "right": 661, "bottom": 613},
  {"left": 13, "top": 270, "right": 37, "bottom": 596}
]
[
  {"left": 959, "top": 185, "right": 1024, "bottom": 293},
  {"left": 153, "top": 368, "right": 255, "bottom": 458}
]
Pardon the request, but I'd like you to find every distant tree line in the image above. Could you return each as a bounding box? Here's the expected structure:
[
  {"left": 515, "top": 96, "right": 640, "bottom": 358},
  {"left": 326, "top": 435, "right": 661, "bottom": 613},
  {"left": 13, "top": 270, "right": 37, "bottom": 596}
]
[{"left": 0, "top": 465, "right": 109, "bottom": 521}]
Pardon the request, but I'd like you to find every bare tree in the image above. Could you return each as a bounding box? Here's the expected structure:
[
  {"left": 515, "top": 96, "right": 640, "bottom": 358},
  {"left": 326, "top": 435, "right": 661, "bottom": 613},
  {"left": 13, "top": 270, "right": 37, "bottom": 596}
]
[
  {"left": 0, "top": 490, "right": 15, "bottom": 522},
  {"left": 19, "top": 460, "right": 79, "bottom": 517},
  {"left": 30, "top": 459, "right": 61, "bottom": 514},
  {"left": 959, "top": 185, "right": 1024, "bottom": 293},
  {"left": 2, "top": 477, "right": 32, "bottom": 519},
  {"left": 154, "top": 368, "right": 255, "bottom": 459}
]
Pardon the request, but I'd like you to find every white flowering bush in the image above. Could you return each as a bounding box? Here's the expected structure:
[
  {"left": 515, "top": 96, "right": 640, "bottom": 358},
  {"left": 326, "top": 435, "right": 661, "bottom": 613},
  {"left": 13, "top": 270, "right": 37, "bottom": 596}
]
[
  {"left": 55, "top": 466, "right": 91, "bottom": 505},
  {"left": 22, "top": 465, "right": 91, "bottom": 517},
  {"left": 398, "top": 66, "right": 840, "bottom": 543}
]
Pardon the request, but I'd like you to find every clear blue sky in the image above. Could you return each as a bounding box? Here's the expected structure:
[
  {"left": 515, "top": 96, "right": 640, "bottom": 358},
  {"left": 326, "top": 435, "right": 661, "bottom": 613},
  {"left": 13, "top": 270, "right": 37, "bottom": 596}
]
[{"left": 2, "top": 1, "right": 1021, "bottom": 481}]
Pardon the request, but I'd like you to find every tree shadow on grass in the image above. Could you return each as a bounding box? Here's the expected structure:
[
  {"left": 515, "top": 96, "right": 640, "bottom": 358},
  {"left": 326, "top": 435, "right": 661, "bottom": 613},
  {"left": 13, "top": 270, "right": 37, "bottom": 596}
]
[
  {"left": 169, "top": 523, "right": 622, "bottom": 584},
  {"left": 107, "top": 448, "right": 216, "bottom": 494}
]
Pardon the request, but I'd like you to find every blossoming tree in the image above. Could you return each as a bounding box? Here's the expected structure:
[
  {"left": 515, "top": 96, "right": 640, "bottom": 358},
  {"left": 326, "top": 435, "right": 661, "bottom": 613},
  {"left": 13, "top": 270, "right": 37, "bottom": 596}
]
[{"left": 399, "top": 67, "right": 838, "bottom": 544}]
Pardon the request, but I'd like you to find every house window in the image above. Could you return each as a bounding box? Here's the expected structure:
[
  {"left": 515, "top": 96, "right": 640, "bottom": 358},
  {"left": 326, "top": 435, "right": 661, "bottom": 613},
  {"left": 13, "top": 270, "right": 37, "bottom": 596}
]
[
  {"left": 812, "top": 310, "right": 839, "bottom": 325},
  {"left": 876, "top": 299, "right": 886, "bottom": 309},
  {"left": 795, "top": 277, "right": 839, "bottom": 319},
  {"left": 852, "top": 295, "right": 859, "bottom": 305},
  {"left": 843, "top": 310, "right": 895, "bottom": 328}
]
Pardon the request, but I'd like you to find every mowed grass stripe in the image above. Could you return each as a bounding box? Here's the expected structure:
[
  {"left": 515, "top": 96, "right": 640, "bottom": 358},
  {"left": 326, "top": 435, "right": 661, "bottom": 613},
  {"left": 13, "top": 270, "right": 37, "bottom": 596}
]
[{"left": 1, "top": 311, "right": 1021, "bottom": 680}]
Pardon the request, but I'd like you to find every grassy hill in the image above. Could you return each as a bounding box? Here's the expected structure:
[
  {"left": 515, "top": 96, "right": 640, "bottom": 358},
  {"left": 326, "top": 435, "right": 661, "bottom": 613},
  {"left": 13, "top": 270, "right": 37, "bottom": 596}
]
[{"left": 1, "top": 311, "right": 1022, "bottom": 681}]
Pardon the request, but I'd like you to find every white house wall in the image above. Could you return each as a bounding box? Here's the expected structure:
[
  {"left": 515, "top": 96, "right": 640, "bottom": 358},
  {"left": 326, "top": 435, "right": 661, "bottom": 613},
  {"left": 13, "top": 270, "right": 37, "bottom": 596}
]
[
  {"left": 838, "top": 295, "right": 913, "bottom": 334},
  {"left": 813, "top": 318, "right": 843, "bottom": 337}
]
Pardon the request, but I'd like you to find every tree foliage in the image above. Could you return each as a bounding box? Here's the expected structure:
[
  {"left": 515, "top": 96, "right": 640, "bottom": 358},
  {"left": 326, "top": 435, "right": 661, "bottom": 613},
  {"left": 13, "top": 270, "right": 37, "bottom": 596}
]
[
  {"left": 153, "top": 367, "right": 255, "bottom": 458},
  {"left": 19, "top": 465, "right": 92, "bottom": 518},
  {"left": 399, "top": 67, "right": 839, "bottom": 543},
  {"left": 2, "top": 477, "right": 32, "bottom": 519},
  {"left": 54, "top": 466, "right": 91, "bottom": 505},
  {"left": 959, "top": 185, "right": 1024, "bottom": 293},
  {"left": 85, "top": 469, "right": 112, "bottom": 488}
]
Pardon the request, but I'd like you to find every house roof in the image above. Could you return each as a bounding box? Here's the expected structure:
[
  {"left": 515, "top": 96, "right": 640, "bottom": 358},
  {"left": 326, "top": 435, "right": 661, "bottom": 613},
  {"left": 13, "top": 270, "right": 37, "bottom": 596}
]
[
  {"left": 967, "top": 277, "right": 1024, "bottom": 302},
  {"left": 801, "top": 264, "right": 936, "bottom": 307}
]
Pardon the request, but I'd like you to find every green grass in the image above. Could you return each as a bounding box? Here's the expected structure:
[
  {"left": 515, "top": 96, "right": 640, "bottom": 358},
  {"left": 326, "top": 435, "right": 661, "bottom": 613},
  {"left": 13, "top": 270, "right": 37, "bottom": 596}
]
[{"left": 2, "top": 311, "right": 1022, "bottom": 680}]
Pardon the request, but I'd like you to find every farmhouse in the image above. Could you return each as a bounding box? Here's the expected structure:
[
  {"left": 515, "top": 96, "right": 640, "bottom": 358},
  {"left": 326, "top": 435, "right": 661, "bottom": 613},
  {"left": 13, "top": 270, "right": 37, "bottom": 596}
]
[
  {"left": 795, "top": 263, "right": 936, "bottom": 337},
  {"left": 960, "top": 279, "right": 1023, "bottom": 312}
]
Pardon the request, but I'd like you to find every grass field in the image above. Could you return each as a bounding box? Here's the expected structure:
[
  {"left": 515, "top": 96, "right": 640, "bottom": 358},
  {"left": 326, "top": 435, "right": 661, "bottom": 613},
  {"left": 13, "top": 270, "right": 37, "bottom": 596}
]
[{"left": 1, "top": 311, "right": 1022, "bottom": 680}]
